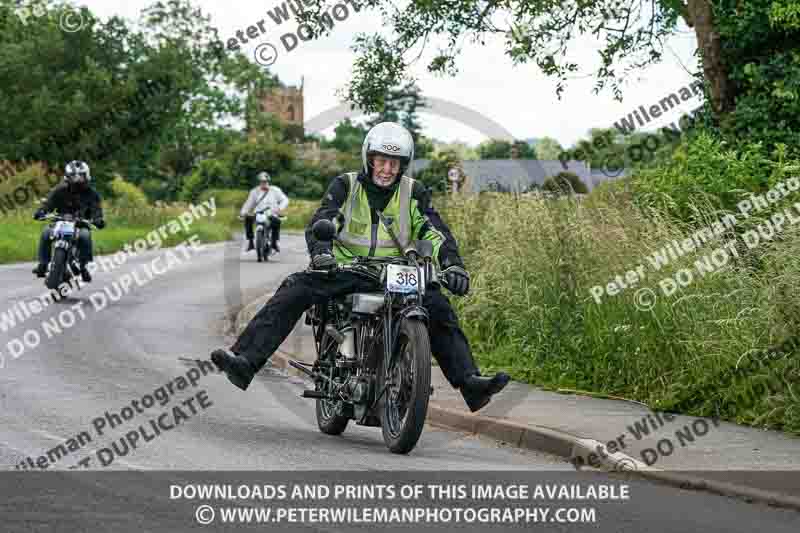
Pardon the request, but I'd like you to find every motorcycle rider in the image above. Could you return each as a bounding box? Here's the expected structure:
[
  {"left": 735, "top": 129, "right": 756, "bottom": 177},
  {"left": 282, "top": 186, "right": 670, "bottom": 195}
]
[
  {"left": 240, "top": 172, "right": 289, "bottom": 253},
  {"left": 32, "top": 160, "right": 105, "bottom": 283},
  {"left": 212, "top": 122, "right": 510, "bottom": 413}
]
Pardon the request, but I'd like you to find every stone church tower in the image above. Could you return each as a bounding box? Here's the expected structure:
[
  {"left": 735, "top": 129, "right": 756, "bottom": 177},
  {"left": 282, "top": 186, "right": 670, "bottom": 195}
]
[{"left": 259, "top": 77, "right": 304, "bottom": 132}]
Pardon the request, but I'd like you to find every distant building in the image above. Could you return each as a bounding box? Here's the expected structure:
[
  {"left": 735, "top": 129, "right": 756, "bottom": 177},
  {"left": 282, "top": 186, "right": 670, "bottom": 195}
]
[
  {"left": 254, "top": 78, "right": 337, "bottom": 165},
  {"left": 411, "top": 159, "right": 620, "bottom": 193},
  {"left": 258, "top": 78, "right": 305, "bottom": 132}
]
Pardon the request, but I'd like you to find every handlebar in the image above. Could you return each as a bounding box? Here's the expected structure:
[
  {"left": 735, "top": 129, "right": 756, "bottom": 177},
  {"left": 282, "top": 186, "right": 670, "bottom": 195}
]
[
  {"left": 306, "top": 257, "right": 450, "bottom": 290},
  {"left": 254, "top": 209, "right": 287, "bottom": 220},
  {"left": 38, "top": 213, "right": 95, "bottom": 228}
]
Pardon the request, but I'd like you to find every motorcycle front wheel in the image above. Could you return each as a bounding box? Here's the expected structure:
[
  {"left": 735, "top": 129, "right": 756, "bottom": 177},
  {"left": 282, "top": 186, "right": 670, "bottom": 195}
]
[
  {"left": 380, "top": 319, "right": 432, "bottom": 454},
  {"left": 255, "top": 230, "right": 265, "bottom": 263},
  {"left": 45, "top": 247, "right": 67, "bottom": 290}
]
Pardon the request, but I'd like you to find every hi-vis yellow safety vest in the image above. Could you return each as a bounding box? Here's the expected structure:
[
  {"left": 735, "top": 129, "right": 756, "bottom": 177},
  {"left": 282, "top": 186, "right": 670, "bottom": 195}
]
[{"left": 334, "top": 172, "right": 445, "bottom": 265}]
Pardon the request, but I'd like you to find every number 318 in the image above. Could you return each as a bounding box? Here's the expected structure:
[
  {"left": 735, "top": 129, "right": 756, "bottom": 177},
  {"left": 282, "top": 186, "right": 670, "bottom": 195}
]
[{"left": 396, "top": 271, "right": 417, "bottom": 285}]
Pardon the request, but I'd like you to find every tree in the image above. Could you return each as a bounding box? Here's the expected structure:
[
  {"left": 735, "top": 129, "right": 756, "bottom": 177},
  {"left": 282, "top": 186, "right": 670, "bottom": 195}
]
[
  {"left": 415, "top": 135, "right": 435, "bottom": 159},
  {"left": 477, "top": 139, "right": 535, "bottom": 159},
  {"left": 297, "top": 0, "right": 798, "bottom": 150},
  {"left": 512, "top": 140, "right": 537, "bottom": 159},
  {"left": 567, "top": 128, "right": 626, "bottom": 170},
  {"left": 477, "top": 139, "right": 512, "bottom": 159},
  {"left": 0, "top": 0, "right": 285, "bottom": 198},
  {"left": 534, "top": 137, "right": 565, "bottom": 160},
  {"left": 416, "top": 148, "right": 462, "bottom": 193},
  {"left": 432, "top": 140, "right": 479, "bottom": 161},
  {"left": 321, "top": 119, "right": 369, "bottom": 155}
]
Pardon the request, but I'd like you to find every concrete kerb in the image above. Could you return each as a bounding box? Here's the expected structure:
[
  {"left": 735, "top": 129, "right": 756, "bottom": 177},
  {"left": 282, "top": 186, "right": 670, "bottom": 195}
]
[{"left": 230, "top": 293, "right": 800, "bottom": 512}]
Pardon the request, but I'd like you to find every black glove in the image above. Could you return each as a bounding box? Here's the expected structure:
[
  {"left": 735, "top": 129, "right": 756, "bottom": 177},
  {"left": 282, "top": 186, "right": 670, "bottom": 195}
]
[
  {"left": 443, "top": 266, "right": 470, "bottom": 296},
  {"left": 93, "top": 218, "right": 105, "bottom": 229},
  {"left": 33, "top": 209, "right": 45, "bottom": 221},
  {"left": 311, "top": 252, "right": 337, "bottom": 270}
]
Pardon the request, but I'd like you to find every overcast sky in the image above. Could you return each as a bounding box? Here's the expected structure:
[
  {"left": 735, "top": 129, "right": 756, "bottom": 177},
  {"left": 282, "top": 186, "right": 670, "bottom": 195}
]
[{"left": 76, "top": 0, "right": 703, "bottom": 148}]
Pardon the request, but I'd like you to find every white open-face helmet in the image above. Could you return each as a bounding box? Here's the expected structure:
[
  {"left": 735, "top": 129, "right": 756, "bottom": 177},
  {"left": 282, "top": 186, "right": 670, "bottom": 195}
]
[
  {"left": 64, "top": 160, "right": 91, "bottom": 186},
  {"left": 361, "top": 122, "right": 414, "bottom": 180},
  {"left": 257, "top": 171, "right": 271, "bottom": 184}
]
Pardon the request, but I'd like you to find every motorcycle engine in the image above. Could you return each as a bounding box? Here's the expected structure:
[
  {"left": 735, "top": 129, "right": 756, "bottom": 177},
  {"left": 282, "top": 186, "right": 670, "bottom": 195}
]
[{"left": 350, "top": 376, "right": 373, "bottom": 421}]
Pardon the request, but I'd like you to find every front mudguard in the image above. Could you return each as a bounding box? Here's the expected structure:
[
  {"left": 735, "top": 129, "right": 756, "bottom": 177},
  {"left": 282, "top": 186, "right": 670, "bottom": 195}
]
[{"left": 388, "top": 306, "right": 429, "bottom": 370}]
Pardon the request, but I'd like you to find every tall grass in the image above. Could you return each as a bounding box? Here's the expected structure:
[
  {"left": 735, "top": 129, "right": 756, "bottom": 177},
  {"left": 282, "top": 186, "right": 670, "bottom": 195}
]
[
  {"left": 0, "top": 204, "right": 232, "bottom": 264},
  {"left": 438, "top": 190, "right": 800, "bottom": 434},
  {"left": 0, "top": 195, "right": 319, "bottom": 265}
]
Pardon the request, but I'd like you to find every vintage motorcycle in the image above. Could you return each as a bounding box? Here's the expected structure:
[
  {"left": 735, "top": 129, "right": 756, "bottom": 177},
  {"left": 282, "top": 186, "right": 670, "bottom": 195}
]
[
  {"left": 292, "top": 219, "right": 446, "bottom": 454},
  {"left": 39, "top": 213, "right": 94, "bottom": 291},
  {"left": 254, "top": 208, "right": 274, "bottom": 263}
]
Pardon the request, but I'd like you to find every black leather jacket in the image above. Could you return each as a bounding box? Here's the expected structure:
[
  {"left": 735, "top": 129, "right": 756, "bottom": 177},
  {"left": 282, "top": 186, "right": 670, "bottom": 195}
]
[{"left": 34, "top": 182, "right": 104, "bottom": 223}]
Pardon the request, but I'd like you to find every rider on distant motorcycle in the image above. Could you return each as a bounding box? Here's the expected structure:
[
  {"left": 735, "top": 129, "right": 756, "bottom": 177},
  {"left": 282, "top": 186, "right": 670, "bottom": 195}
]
[
  {"left": 32, "top": 161, "right": 105, "bottom": 282},
  {"left": 212, "top": 122, "right": 510, "bottom": 413},
  {"left": 240, "top": 172, "right": 289, "bottom": 253}
]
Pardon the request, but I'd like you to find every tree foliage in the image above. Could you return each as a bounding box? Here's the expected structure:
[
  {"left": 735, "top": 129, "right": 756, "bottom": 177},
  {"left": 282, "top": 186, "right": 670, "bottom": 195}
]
[
  {"left": 292, "top": 0, "right": 687, "bottom": 112},
  {"left": 533, "top": 137, "right": 565, "bottom": 160},
  {"left": 477, "top": 139, "right": 536, "bottom": 159},
  {"left": 298, "top": 0, "right": 798, "bottom": 159}
]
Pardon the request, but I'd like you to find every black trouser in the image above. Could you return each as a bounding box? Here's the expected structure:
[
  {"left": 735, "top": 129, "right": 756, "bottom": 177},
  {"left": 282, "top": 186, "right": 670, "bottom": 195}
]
[
  {"left": 231, "top": 270, "right": 480, "bottom": 389},
  {"left": 244, "top": 215, "right": 281, "bottom": 246},
  {"left": 38, "top": 226, "right": 92, "bottom": 267}
]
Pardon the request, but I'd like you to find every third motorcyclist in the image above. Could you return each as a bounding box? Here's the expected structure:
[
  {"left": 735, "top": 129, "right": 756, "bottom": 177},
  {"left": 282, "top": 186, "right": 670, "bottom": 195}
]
[{"left": 240, "top": 172, "right": 289, "bottom": 253}]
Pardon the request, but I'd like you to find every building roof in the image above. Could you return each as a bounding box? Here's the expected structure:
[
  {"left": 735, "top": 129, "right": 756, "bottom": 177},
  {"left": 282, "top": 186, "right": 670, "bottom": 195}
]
[{"left": 411, "top": 159, "right": 605, "bottom": 192}]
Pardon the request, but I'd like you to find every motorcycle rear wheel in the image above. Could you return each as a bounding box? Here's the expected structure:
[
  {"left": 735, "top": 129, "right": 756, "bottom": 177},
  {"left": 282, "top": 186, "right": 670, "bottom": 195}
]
[
  {"left": 315, "top": 323, "right": 349, "bottom": 435},
  {"left": 315, "top": 387, "right": 350, "bottom": 435}
]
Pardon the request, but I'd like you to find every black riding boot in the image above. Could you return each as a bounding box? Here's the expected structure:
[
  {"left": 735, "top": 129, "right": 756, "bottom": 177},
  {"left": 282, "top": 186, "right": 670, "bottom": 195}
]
[
  {"left": 460, "top": 372, "right": 511, "bottom": 412},
  {"left": 211, "top": 349, "right": 257, "bottom": 390}
]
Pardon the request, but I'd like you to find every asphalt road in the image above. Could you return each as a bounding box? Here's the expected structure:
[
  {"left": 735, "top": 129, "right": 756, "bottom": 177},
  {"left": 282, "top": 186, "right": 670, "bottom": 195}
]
[{"left": 0, "top": 234, "right": 797, "bottom": 532}]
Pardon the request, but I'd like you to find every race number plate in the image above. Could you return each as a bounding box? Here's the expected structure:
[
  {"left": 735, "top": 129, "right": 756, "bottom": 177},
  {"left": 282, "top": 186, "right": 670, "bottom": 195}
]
[
  {"left": 386, "top": 264, "right": 419, "bottom": 294},
  {"left": 255, "top": 212, "right": 268, "bottom": 223},
  {"left": 55, "top": 221, "right": 75, "bottom": 236}
]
